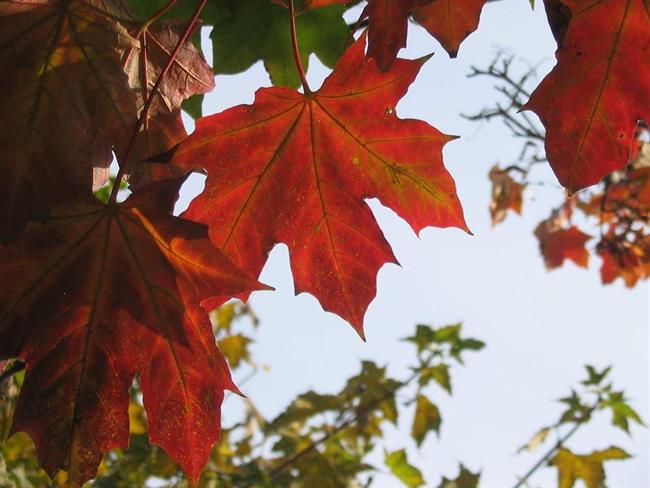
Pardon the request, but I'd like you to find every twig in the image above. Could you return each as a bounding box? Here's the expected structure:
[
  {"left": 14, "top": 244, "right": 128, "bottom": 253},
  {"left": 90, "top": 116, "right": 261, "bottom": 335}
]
[
  {"left": 109, "top": 0, "right": 209, "bottom": 204},
  {"left": 511, "top": 401, "right": 600, "bottom": 488},
  {"left": 237, "top": 351, "right": 437, "bottom": 487}
]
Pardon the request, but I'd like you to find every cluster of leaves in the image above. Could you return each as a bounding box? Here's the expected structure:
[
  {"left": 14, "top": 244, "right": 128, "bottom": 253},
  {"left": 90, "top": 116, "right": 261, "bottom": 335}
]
[
  {"left": 1, "top": 316, "right": 485, "bottom": 487},
  {"left": 515, "top": 365, "right": 644, "bottom": 488},
  {"left": 4, "top": 319, "right": 643, "bottom": 488},
  {"left": 1, "top": 0, "right": 647, "bottom": 484},
  {"left": 474, "top": 56, "right": 650, "bottom": 287}
]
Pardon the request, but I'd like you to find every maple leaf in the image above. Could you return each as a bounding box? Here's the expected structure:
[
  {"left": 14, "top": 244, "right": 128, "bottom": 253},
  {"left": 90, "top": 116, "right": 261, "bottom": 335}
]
[
  {"left": 385, "top": 449, "right": 425, "bottom": 488},
  {"left": 364, "top": 0, "right": 487, "bottom": 71},
  {"left": 364, "top": 0, "right": 432, "bottom": 72},
  {"left": 437, "top": 464, "right": 480, "bottom": 488},
  {"left": 488, "top": 165, "right": 525, "bottom": 225},
  {"left": 122, "top": 18, "right": 215, "bottom": 185},
  {"left": 171, "top": 36, "right": 467, "bottom": 334},
  {"left": 0, "top": 179, "right": 264, "bottom": 486},
  {"left": 0, "top": 0, "right": 214, "bottom": 242},
  {"left": 0, "top": 0, "right": 136, "bottom": 242},
  {"left": 534, "top": 222, "right": 591, "bottom": 269},
  {"left": 411, "top": 0, "right": 487, "bottom": 58},
  {"left": 549, "top": 446, "right": 630, "bottom": 488},
  {"left": 524, "top": 0, "right": 649, "bottom": 191},
  {"left": 411, "top": 394, "right": 440, "bottom": 446},
  {"left": 209, "top": 0, "right": 350, "bottom": 88},
  {"left": 598, "top": 232, "right": 650, "bottom": 287}
]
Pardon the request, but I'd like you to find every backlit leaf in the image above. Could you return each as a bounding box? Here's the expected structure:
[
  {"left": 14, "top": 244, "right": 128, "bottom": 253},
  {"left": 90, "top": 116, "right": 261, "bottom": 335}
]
[
  {"left": 550, "top": 446, "right": 630, "bottom": 488},
  {"left": 535, "top": 223, "right": 591, "bottom": 269},
  {"left": 385, "top": 449, "right": 425, "bottom": 488},
  {"left": 0, "top": 0, "right": 136, "bottom": 242},
  {"left": 172, "top": 36, "right": 466, "bottom": 333},
  {"left": 437, "top": 464, "right": 480, "bottom": 488},
  {"left": 524, "top": 0, "right": 649, "bottom": 191},
  {"left": 0, "top": 179, "right": 263, "bottom": 486},
  {"left": 209, "top": 0, "right": 350, "bottom": 87},
  {"left": 364, "top": 0, "right": 487, "bottom": 71},
  {"left": 411, "top": 394, "right": 441, "bottom": 446}
]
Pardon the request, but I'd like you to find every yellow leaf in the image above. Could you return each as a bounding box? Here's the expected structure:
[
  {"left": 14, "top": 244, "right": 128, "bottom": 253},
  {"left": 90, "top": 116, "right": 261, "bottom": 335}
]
[
  {"left": 128, "top": 401, "right": 147, "bottom": 435},
  {"left": 411, "top": 395, "right": 441, "bottom": 446},
  {"left": 550, "top": 446, "right": 631, "bottom": 488}
]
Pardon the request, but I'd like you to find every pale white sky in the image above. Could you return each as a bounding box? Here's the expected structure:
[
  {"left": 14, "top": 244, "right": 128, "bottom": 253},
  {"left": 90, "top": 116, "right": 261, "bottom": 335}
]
[{"left": 178, "top": 1, "right": 650, "bottom": 486}]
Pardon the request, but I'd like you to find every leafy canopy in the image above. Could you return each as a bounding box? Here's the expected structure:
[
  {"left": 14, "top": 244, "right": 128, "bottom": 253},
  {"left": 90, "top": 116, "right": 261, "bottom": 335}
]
[{"left": 0, "top": 0, "right": 647, "bottom": 484}]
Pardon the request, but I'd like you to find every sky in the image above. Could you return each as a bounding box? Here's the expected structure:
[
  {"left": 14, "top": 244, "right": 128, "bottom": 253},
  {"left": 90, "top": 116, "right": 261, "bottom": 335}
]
[{"left": 176, "top": 1, "right": 650, "bottom": 486}]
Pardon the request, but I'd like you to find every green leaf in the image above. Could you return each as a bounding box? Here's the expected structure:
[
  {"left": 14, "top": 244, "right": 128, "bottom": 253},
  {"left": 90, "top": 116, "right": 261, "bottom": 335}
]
[
  {"left": 550, "top": 446, "right": 631, "bottom": 488},
  {"left": 126, "top": 0, "right": 221, "bottom": 22},
  {"left": 268, "top": 391, "right": 341, "bottom": 431},
  {"left": 581, "top": 365, "right": 611, "bottom": 386},
  {"left": 419, "top": 364, "right": 452, "bottom": 393},
  {"left": 208, "top": 0, "right": 350, "bottom": 87},
  {"left": 217, "top": 334, "right": 253, "bottom": 369},
  {"left": 600, "top": 391, "right": 645, "bottom": 433},
  {"left": 385, "top": 449, "right": 425, "bottom": 488},
  {"left": 411, "top": 395, "right": 441, "bottom": 446},
  {"left": 182, "top": 94, "right": 204, "bottom": 120},
  {"left": 557, "top": 389, "right": 591, "bottom": 424},
  {"left": 404, "top": 324, "right": 436, "bottom": 353},
  {"left": 437, "top": 463, "right": 481, "bottom": 488},
  {"left": 433, "top": 323, "right": 462, "bottom": 343},
  {"left": 93, "top": 176, "right": 128, "bottom": 204}
]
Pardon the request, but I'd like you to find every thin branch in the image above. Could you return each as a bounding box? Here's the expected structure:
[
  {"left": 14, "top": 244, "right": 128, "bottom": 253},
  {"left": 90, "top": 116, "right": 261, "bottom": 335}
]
[
  {"left": 511, "top": 401, "right": 600, "bottom": 488},
  {"left": 109, "top": 0, "right": 209, "bottom": 204},
  {"left": 238, "top": 351, "right": 438, "bottom": 487}
]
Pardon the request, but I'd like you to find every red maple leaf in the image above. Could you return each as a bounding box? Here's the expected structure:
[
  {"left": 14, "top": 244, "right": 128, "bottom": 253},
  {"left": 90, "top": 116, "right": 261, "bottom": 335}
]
[
  {"left": 171, "top": 36, "right": 467, "bottom": 335},
  {"left": 0, "top": 179, "right": 264, "bottom": 485},
  {"left": 412, "top": 0, "right": 487, "bottom": 57},
  {"left": 535, "top": 223, "right": 591, "bottom": 269},
  {"left": 364, "top": 0, "right": 487, "bottom": 71},
  {"left": 525, "top": 0, "right": 649, "bottom": 191}
]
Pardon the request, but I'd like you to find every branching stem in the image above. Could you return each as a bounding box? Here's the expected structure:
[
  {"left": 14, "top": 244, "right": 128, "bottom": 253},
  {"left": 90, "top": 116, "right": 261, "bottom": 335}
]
[
  {"left": 289, "top": 0, "right": 311, "bottom": 94},
  {"left": 511, "top": 400, "right": 600, "bottom": 488},
  {"left": 109, "top": 0, "right": 208, "bottom": 204},
  {"left": 143, "top": 0, "right": 178, "bottom": 29}
]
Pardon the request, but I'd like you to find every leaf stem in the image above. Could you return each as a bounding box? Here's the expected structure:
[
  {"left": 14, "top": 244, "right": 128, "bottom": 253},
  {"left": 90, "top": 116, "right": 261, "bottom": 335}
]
[
  {"left": 109, "top": 0, "right": 208, "bottom": 204},
  {"left": 511, "top": 400, "right": 600, "bottom": 488},
  {"left": 143, "top": 0, "right": 178, "bottom": 28},
  {"left": 289, "top": 0, "right": 311, "bottom": 94}
]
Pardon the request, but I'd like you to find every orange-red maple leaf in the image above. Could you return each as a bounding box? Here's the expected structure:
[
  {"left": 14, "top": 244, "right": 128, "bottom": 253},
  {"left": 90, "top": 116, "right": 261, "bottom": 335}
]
[
  {"left": 412, "top": 0, "right": 487, "bottom": 58},
  {"left": 0, "top": 179, "right": 264, "bottom": 486},
  {"left": 488, "top": 165, "right": 524, "bottom": 225},
  {"left": 364, "top": 0, "right": 486, "bottom": 71},
  {"left": 171, "top": 37, "right": 467, "bottom": 335},
  {"left": 535, "top": 223, "right": 591, "bottom": 269},
  {"left": 525, "top": 0, "right": 650, "bottom": 192},
  {"left": 598, "top": 231, "right": 650, "bottom": 287}
]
